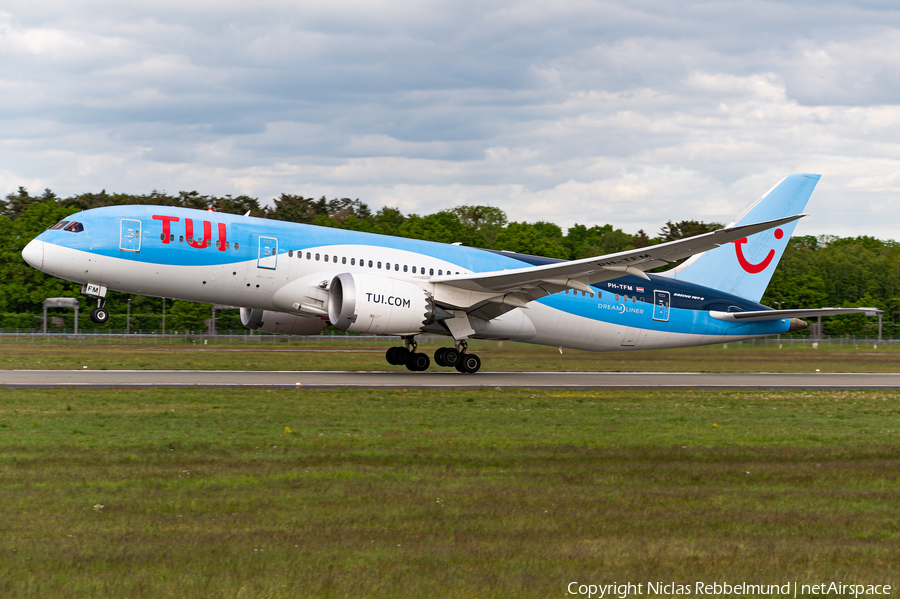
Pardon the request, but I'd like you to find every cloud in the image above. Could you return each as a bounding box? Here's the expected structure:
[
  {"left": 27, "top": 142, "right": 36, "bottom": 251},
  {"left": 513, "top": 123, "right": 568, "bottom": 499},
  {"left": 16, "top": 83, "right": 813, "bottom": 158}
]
[{"left": 1, "top": 0, "right": 900, "bottom": 238}]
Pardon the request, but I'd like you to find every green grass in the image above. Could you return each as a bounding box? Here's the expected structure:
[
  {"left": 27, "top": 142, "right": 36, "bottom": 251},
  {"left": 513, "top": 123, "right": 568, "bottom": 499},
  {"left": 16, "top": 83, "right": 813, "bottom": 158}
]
[
  {"left": 0, "top": 387, "right": 898, "bottom": 597},
  {"left": 2, "top": 338, "right": 900, "bottom": 372}
]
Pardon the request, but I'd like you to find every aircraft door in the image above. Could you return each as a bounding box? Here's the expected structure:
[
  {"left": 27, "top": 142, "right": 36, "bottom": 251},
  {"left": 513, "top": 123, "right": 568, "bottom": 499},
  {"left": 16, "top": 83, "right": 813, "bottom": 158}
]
[
  {"left": 653, "top": 290, "right": 670, "bottom": 322},
  {"left": 258, "top": 236, "right": 278, "bottom": 269},
  {"left": 119, "top": 219, "right": 141, "bottom": 252}
]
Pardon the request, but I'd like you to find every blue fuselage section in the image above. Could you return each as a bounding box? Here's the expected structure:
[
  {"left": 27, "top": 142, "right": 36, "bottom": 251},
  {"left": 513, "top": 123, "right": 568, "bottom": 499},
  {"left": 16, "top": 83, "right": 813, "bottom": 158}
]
[{"left": 29, "top": 204, "right": 790, "bottom": 346}]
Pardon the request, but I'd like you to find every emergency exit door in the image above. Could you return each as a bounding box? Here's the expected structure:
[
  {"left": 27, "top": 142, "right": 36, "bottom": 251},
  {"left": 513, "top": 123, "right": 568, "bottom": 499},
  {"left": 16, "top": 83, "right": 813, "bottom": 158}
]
[
  {"left": 653, "top": 290, "right": 670, "bottom": 322},
  {"left": 119, "top": 219, "right": 141, "bottom": 252},
  {"left": 257, "top": 236, "right": 278, "bottom": 269}
]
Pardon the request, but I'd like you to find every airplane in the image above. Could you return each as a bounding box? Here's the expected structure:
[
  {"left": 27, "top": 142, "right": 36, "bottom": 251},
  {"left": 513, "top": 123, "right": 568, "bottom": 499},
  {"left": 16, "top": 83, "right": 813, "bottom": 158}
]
[{"left": 20, "top": 173, "right": 878, "bottom": 373}]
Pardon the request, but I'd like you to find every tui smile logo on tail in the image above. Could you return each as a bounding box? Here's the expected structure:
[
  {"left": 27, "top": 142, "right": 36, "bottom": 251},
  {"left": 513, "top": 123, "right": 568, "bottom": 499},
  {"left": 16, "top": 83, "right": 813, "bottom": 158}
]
[{"left": 733, "top": 228, "right": 784, "bottom": 274}]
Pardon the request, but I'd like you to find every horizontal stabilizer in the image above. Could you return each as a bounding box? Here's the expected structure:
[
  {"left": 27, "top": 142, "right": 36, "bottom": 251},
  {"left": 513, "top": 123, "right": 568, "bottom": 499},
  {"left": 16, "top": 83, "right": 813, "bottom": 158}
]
[{"left": 710, "top": 307, "right": 883, "bottom": 322}]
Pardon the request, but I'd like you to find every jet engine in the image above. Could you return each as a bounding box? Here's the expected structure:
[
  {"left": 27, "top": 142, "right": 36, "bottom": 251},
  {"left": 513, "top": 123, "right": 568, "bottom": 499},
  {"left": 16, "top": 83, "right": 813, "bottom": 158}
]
[
  {"left": 240, "top": 308, "right": 327, "bottom": 335},
  {"left": 327, "top": 273, "right": 431, "bottom": 334}
]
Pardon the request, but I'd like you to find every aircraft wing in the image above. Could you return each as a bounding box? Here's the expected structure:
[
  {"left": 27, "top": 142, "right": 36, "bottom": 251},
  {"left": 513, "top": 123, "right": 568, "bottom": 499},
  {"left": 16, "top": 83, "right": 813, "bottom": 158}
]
[
  {"left": 429, "top": 214, "right": 804, "bottom": 317},
  {"left": 710, "top": 307, "right": 883, "bottom": 322}
]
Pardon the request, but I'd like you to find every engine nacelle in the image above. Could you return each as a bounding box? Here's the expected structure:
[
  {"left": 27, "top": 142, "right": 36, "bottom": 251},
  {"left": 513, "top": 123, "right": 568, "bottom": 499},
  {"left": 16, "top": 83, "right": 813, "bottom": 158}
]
[
  {"left": 327, "top": 273, "right": 431, "bottom": 334},
  {"left": 240, "top": 308, "right": 327, "bottom": 335}
]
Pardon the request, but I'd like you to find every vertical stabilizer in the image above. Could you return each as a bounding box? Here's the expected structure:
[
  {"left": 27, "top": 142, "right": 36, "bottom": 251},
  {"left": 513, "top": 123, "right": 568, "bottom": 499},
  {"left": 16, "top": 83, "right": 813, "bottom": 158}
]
[{"left": 659, "top": 173, "right": 820, "bottom": 302}]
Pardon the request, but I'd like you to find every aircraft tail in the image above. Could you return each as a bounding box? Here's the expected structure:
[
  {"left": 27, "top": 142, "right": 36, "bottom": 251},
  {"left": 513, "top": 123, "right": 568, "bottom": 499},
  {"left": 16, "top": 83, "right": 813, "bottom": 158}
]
[{"left": 659, "top": 173, "right": 820, "bottom": 302}]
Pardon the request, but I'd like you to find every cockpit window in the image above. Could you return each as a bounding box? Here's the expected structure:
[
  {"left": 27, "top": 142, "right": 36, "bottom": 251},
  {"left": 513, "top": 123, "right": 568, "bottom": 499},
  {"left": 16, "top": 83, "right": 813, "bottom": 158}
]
[
  {"left": 47, "top": 220, "right": 70, "bottom": 230},
  {"left": 63, "top": 222, "right": 84, "bottom": 232}
]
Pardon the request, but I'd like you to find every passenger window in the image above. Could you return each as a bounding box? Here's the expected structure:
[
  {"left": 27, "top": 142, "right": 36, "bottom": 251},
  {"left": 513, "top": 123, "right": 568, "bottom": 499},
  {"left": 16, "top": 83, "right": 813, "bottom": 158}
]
[
  {"left": 180, "top": 236, "right": 184, "bottom": 243},
  {"left": 47, "top": 220, "right": 69, "bottom": 230},
  {"left": 171, "top": 234, "right": 176, "bottom": 243},
  {"left": 234, "top": 243, "right": 239, "bottom": 250},
  {"left": 315, "top": 253, "right": 320, "bottom": 261},
  {"left": 412, "top": 266, "right": 417, "bottom": 274},
  {"left": 306, "top": 252, "right": 311, "bottom": 259},
  {"left": 438, "top": 269, "right": 442, "bottom": 275},
  {"left": 632, "top": 296, "right": 636, "bottom": 303},
  {"left": 395, "top": 264, "right": 399, "bottom": 271},
  {"left": 429, "top": 268, "right": 434, "bottom": 275},
  {"left": 404, "top": 265, "right": 408, "bottom": 272},
  {"left": 377, "top": 261, "right": 382, "bottom": 269},
  {"left": 351, "top": 258, "right": 356, "bottom": 265},
  {"left": 368, "top": 260, "right": 373, "bottom": 267},
  {"left": 615, "top": 294, "right": 619, "bottom": 301},
  {"left": 288, "top": 250, "right": 293, "bottom": 257},
  {"left": 160, "top": 233, "right": 166, "bottom": 241},
  {"left": 342, "top": 257, "right": 347, "bottom": 264},
  {"left": 386, "top": 262, "right": 390, "bottom": 270},
  {"left": 324, "top": 255, "right": 329, "bottom": 262}
]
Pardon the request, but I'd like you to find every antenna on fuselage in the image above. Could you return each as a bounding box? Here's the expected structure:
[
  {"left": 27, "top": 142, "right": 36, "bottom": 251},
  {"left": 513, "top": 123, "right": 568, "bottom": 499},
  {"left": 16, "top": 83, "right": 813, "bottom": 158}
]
[{"left": 243, "top": 210, "right": 251, "bottom": 217}]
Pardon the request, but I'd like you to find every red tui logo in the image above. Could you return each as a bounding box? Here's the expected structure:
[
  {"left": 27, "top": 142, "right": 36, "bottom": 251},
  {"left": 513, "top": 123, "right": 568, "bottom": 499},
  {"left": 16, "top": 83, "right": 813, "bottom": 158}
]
[
  {"left": 733, "top": 228, "right": 783, "bottom": 274},
  {"left": 153, "top": 214, "right": 228, "bottom": 251}
]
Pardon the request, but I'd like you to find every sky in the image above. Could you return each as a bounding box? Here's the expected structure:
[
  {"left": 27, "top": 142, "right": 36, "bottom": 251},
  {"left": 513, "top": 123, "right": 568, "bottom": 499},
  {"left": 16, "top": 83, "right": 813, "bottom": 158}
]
[{"left": 2, "top": 0, "right": 900, "bottom": 238}]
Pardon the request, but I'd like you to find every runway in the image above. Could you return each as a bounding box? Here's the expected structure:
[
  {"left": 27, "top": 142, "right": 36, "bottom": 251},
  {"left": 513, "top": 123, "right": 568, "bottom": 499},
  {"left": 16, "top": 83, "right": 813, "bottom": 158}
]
[{"left": 4, "top": 370, "right": 900, "bottom": 389}]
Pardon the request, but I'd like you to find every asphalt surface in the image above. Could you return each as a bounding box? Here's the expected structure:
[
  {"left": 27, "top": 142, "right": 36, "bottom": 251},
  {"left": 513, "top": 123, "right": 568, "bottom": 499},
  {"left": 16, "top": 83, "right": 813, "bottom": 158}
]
[{"left": 3, "top": 370, "right": 900, "bottom": 389}]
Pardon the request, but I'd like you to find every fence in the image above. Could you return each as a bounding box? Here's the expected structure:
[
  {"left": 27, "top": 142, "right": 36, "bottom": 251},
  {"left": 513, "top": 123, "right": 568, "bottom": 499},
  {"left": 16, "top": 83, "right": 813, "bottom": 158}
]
[
  {"left": 0, "top": 330, "right": 896, "bottom": 348},
  {"left": 0, "top": 330, "right": 450, "bottom": 346}
]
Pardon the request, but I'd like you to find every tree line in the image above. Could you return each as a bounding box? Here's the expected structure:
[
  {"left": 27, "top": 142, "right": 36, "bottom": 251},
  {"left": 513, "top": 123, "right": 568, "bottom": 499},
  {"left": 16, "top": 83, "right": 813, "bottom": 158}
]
[{"left": 0, "top": 186, "right": 894, "bottom": 337}]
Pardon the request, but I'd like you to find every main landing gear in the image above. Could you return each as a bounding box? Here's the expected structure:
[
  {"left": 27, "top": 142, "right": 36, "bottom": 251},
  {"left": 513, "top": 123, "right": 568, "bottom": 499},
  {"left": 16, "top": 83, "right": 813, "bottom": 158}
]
[{"left": 385, "top": 338, "right": 481, "bottom": 373}]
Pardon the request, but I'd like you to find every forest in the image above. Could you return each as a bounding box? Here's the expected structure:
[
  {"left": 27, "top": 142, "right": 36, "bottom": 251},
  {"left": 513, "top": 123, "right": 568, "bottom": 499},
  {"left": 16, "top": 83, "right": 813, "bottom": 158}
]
[{"left": 1, "top": 186, "right": 895, "bottom": 337}]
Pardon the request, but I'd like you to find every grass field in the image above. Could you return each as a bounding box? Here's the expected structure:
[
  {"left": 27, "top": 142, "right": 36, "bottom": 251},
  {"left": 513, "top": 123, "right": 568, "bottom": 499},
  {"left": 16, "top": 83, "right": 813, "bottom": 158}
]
[
  {"left": 2, "top": 337, "right": 899, "bottom": 372},
  {"left": 1, "top": 386, "right": 898, "bottom": 597}
]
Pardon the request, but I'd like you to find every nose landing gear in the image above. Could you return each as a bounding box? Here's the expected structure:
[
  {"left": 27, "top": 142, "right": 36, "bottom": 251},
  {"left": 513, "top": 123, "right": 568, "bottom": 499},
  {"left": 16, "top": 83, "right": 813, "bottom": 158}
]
[
  {"left": 89, "top": 306, "right": 109, "bottom": 324},
  {"left": 84, "top": 290, "right": 109, "bottom": 324}
]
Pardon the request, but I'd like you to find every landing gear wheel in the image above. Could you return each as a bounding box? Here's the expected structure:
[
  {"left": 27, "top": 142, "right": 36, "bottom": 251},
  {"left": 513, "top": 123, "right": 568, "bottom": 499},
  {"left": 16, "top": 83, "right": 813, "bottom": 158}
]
[
  {"left": 455, "top": 353, "right": 481, "bottom": 374},
  {"left": 434, "top": 347, "right": 447, "bottom": 366},
  {"left": 434, "top": 347, "right": 461, "bottom": 368},
  {"left": 405, "top": 352, "right": 430, "bottom": 372},
  {"left": 442, "top": 348, "right": 461, "bottom": 368},
  {"left": 386, "top": 346, "right": 409, "bottom": 366},
  {"left": 385, "top": 346, "right": 404, "bottom": 365},
  {"left": 90, "top": 307, "right": 109, "bottom": 324}
]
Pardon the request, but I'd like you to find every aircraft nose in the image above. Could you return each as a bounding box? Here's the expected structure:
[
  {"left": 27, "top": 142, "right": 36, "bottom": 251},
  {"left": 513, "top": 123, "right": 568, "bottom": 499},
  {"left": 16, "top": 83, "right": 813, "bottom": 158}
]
[{"left": 22, "top": 238, "right": 44, "bottom": 270}]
